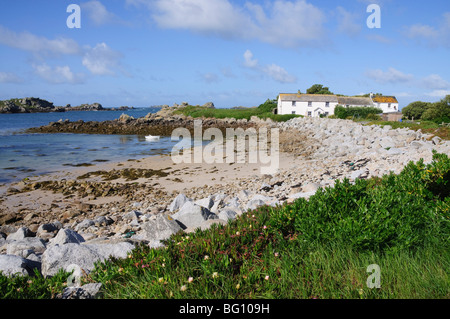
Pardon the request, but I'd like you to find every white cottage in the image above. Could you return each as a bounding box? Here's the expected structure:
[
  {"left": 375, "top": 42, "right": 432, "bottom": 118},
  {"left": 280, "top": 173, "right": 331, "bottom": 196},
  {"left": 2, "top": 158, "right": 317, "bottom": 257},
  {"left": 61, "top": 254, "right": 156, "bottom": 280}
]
[
  {"left": 371, "top": 96, "right": 399, "bottom": 113},
  {"left": 277, "top": 94, "right": 339, "bottom": 117}
]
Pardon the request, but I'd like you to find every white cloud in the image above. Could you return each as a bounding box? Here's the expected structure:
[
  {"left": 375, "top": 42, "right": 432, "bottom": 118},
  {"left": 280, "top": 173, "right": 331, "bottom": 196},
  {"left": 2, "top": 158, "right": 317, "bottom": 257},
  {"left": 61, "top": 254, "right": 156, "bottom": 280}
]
[
  {"left": 200, "top": 72, "right": 220, "bottom": 83},
  {"left": 243, "top": 50, "right": 258, "bottom": 68},
  {"left": 263, "top": 64, "right": 297, "bottom": 84},
  {"left": 422, "top": 74, "right": 450, "bottom": 90},
  {"left": 404, "top": 12, "right": 450, "bottom": 47},
  {"left": 33, "top": 64, "right": 85, "bottom": 84},
  {"left": 366, "top": 67, "right": 414, "bottom": 84},
  {"left": 0, "top": 72, "right": 23, "bottom": 83},
  {"left": 242, "top": 50, "right": 297, "bottom": 84},
  {"left": 81, "top": 1, "right": 117, "bottom": 25},
  {"left": 426, "top": 90, "right": 450, "bottom": 98},
  {"left": 130, "top": 0, "right": 327, "bottom": 48},
  {"left": 82, "top": 43, "right": 123, "bottom": 76},
  {"left": 0, "top": 25, "right": 81, "bottom": 56},
  {"left": 335, "top": 7, "right": 362, "bottom": 36}
]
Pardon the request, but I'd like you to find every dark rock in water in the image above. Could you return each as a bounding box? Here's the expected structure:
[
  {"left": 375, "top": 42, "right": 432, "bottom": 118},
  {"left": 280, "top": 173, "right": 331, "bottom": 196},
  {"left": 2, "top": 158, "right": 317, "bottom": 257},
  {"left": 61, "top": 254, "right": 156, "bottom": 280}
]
[{"left": 26, "top": 115, "right": 258, "bottom": 137}]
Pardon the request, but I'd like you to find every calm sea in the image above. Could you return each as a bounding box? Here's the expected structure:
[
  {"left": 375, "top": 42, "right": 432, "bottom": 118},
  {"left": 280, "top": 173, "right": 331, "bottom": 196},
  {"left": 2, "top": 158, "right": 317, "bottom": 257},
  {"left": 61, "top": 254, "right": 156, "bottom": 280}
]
[{"left": 0, "top": 108, "right": 181, "bottom": 184}]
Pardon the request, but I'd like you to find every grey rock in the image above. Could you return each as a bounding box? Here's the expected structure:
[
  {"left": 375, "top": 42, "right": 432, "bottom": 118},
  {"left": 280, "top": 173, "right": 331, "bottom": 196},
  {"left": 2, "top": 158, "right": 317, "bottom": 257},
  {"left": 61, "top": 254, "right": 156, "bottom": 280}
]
[
  {"left": 0, "top": 255, "right": 38, "bottom": 277},
  {"left": 301, "top": 182, "right": 320, "bottom": 193},
  {"left": 75, "top": 219, "right": 95, "bottom": 232},
  {"left": 41, "top": 242, "right": 135, "bottom": 277},
  {"left": 168, "top": 194, "right": 192, "bottom": 212},
  {"left": 94, "top": 216, "right": 114, "bottom": 226},
  {"left": 6, "top": 227, "right": 32, "bottom": 241},
  {"left": 260, "top": 182, "right": 272, "bottom": 192},
  {"left": 218, "top": 209, "right": 237, "bottom": 221},
  {"left": 124, "top": 210, "right": 142, "bottom": 222},
  {"left": 171, "top": 202, "right": 217, "bottom": 229},
  {"left": 386, "top": 147, "right": 404, "bottom": 155},
  {"left": 184, "top": 219, "right": 227, "bottom": 233},
  {"left": 57, "top": 283, "right": 103, "bottom": 299},
  {"left": 245, "top": 199, "right": 266, "bottom": 211},
  {"left": 139, "top": 214, "right": 182, "bottom": 242},
  {"left": 49, "top": 228, "right": 85, "bottom": 246},
  {"left": 288, "top": 191, "right": 316, "bottom": 201},
  {"left": 350, "top": 169, "right": 365, "bottom": 180},
  {"left": 195, "top": 196, "right": 214, "bottom": 210},
  {"left": 6, "top": 237, "right": 46, "bottom": 256},
  {"left": 37, "top": 222, "right": 62, "bottom": 237}
]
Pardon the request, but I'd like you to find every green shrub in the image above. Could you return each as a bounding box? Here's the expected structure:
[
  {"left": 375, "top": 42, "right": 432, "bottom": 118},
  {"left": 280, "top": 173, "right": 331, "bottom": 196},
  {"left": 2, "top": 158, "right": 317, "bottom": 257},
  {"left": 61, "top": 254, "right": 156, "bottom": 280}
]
[
  {"left": 269, "top": 151, "right": 450, "bottom": 252},
  {"left": 334, "top": 105, "right": 383, "bottom": 119}
]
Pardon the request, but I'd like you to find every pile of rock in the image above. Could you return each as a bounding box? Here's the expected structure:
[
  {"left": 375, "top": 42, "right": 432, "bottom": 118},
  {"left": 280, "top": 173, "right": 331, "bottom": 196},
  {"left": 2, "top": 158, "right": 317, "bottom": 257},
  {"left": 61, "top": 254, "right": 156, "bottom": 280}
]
[{"left": 0, "top": 188, "right": 281, "bottom": 281}]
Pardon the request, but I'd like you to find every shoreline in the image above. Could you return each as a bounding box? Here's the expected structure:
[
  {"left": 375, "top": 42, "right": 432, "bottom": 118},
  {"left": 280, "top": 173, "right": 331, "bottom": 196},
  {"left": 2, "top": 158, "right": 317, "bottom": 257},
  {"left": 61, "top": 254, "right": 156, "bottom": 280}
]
[{"left": 1, "top": 116, "right": 449, "bottom": 279}]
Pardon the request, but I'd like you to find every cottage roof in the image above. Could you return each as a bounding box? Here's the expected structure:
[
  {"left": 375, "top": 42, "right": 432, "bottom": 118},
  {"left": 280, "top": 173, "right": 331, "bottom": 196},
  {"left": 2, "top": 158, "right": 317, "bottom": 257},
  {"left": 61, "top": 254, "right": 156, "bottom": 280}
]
[
  {"left": 372, "top": 96, "right": 398, "bottom": 103},
  {"left": 337, "top": 96, "right": 374, "bottom": 106},
  {"left": 279, "top": 94, "right": 338, "bottom": 103}
]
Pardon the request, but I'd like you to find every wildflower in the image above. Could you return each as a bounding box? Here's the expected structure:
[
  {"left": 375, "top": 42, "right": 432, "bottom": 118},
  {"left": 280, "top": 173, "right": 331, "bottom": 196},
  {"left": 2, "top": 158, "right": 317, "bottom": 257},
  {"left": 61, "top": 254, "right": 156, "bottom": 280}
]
[
  {"left": 359, "top": 289, "right": 364, "bottom": 296},
  {"left": 274, "top": 252, "right": 279, "bottom": 257},
  {"left": 180, "top": 285, "right": 187, "bottom": 292},
  {"left": 188, "top": 277, "right": 194, "bottom": 283},
  {"left": 162, "top": 263, "right": 166, "bottom": 268},
  {"left": 118, "top": 267, "right": 124, "bottom": 273},
  {"left": 212, "top": 272, "right": 219, "bottom": 278},
  {"left": 204, "top": 255, "right": 209, "bottom": 260},
  {"left": 158, "top": 277, "right": 164, "bottom": 283},
  {"left": 128, "top": 254, "right": 132, "bottom": 259},
  {"left": 263, "top": 225, "right": 267, "bottom": 230},
  {"left": 236, "top": 283, "right": 240, "bottom": 290},
  {"left": 265, "top": 275, "right": 269, "bottom": 281},
  {"left": 236, "top": 231, "right": 240, "bottom": 236}
]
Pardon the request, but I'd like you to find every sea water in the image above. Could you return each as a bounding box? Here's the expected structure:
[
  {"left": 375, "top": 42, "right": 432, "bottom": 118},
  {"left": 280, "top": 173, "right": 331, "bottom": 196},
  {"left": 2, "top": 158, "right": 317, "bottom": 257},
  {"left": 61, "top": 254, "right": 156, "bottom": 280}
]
[{"left": 0, "top": 108, "right": 179, "bottom": 184}]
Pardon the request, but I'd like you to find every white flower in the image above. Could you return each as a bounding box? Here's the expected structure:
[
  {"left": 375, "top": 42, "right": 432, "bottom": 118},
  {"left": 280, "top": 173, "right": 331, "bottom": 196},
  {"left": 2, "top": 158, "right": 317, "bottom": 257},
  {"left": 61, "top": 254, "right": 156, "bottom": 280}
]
[
  {"left": 180, "top": 285, "right": 187, "bottom": 291},
  {"left": 188, "top": 277, "right": 194, "bottom": 283}
]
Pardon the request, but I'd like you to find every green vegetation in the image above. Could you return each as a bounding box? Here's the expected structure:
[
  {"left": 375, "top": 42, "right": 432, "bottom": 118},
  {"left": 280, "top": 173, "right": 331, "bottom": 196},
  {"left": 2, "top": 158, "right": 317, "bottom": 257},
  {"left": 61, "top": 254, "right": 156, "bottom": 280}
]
[
  {"left": 334, "top": 105, "right": 383, "bottom": 119},
  {"left": 402, "top": 96, "right": 450, "bottom": 124},
  {"left": 360, "top": 119, "right": 450, "bottom": 141},
  {"left": 306, "top": 84, "right": 334, "bottom": 95},
  {"left": 2, "top": 153, "right": 449, "bottom": 299},
  {"left": 173, "top": 99, "right": 301, "bottom": 122}
]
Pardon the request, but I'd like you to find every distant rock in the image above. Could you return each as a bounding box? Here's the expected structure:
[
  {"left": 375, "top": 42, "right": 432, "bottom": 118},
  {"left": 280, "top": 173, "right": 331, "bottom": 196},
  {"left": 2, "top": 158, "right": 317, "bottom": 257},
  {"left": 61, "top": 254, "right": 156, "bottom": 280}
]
[
  {"left": 202, "top": 102, "right": 215, "bottom": 109},
  {"left": 0, "top": 97, "right": 59, "bottom": 113}
]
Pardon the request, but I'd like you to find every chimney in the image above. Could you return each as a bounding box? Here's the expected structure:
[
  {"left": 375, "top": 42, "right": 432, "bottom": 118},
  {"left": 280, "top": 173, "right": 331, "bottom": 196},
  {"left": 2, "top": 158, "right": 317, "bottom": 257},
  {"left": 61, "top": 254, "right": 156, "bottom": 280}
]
[{"left": 370, "top": 92, "right": 374, "bottom": 99}]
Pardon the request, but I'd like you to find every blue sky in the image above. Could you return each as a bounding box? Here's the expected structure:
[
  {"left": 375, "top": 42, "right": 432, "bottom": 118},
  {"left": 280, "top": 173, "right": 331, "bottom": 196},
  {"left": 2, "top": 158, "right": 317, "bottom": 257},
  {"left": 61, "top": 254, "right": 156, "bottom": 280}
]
[{"left": 0, "top": 0, "right": 449, "bottom": 109}]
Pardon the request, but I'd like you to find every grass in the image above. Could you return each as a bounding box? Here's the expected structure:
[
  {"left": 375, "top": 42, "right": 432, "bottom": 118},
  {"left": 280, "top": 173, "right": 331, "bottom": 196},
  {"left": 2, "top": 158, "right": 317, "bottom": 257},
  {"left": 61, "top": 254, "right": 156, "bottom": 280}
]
[
  {"left": 359, "top": 119, "right": 450, "bottom": 140},
  {"left": 172, "top": 105, "right": 300, "bottom": 122},
  {"left": 2, "top": 153, "right": 448, "bottom": 299}
]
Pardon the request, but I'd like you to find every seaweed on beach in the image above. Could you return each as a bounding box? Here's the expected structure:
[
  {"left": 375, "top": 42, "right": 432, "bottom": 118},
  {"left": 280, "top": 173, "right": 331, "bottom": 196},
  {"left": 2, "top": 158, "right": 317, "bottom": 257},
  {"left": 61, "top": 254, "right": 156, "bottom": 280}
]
[{"left": 77, "top": 168, "right": 169, "bottom": 181}]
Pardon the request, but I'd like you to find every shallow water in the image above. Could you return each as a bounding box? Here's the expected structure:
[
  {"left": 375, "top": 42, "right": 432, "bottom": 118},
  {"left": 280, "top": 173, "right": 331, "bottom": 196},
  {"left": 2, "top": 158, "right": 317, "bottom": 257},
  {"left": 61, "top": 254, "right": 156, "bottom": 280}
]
[{"left": 0, "top": 108, "right": 184, "bottom": 184}]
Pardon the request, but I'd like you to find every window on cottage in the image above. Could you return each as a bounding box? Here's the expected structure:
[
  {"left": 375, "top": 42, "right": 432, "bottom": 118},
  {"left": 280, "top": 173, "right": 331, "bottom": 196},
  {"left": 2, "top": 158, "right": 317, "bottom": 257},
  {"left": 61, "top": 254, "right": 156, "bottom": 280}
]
[
  {"left": 388, "top": 103, "right": 391, "bottom": 108},
  {"left": 292, "top": 101, "right": 296, "bottom": 107},
  {"left": 324, "top": 112, "right": 329, "bottom": 116},
  {"left": 307, "top": 111, "right": 312, "bottom": 116},
  {"left": 325, "top": 102, "right": 330, "bottom": 107},
  {"left": 308, "top": 101, "right": 312, "bottom": 107},
  {"left": 292, "top": 111, "right": 296, "bottom": 114}
]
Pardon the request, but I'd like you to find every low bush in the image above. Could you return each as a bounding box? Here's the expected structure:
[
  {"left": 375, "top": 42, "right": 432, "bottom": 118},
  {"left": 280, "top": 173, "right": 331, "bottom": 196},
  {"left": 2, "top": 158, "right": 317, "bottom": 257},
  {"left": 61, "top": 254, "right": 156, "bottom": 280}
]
[{"left": 269, "top": 151, "right": 450, "bottom": 252}]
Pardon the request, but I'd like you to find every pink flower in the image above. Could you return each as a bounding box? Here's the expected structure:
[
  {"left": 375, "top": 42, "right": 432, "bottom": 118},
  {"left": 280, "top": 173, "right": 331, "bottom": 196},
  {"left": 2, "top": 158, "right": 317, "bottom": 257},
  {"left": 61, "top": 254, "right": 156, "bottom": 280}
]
[
  {"left": 188, "top": 277, "right": 194, "bottom": 283},
  {"left": 264, "top": 275, "right": 269, "bottom": 280},
  {"left": 263, "top": 225, "right": 267, "bottom": 230}
]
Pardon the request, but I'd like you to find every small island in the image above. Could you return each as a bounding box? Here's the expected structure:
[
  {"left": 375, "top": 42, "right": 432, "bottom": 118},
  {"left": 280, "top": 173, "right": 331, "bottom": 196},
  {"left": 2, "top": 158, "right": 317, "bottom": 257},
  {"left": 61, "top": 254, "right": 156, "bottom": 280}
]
[{"left": 0, "top": 97, "right": 135, "bottom": 114}]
